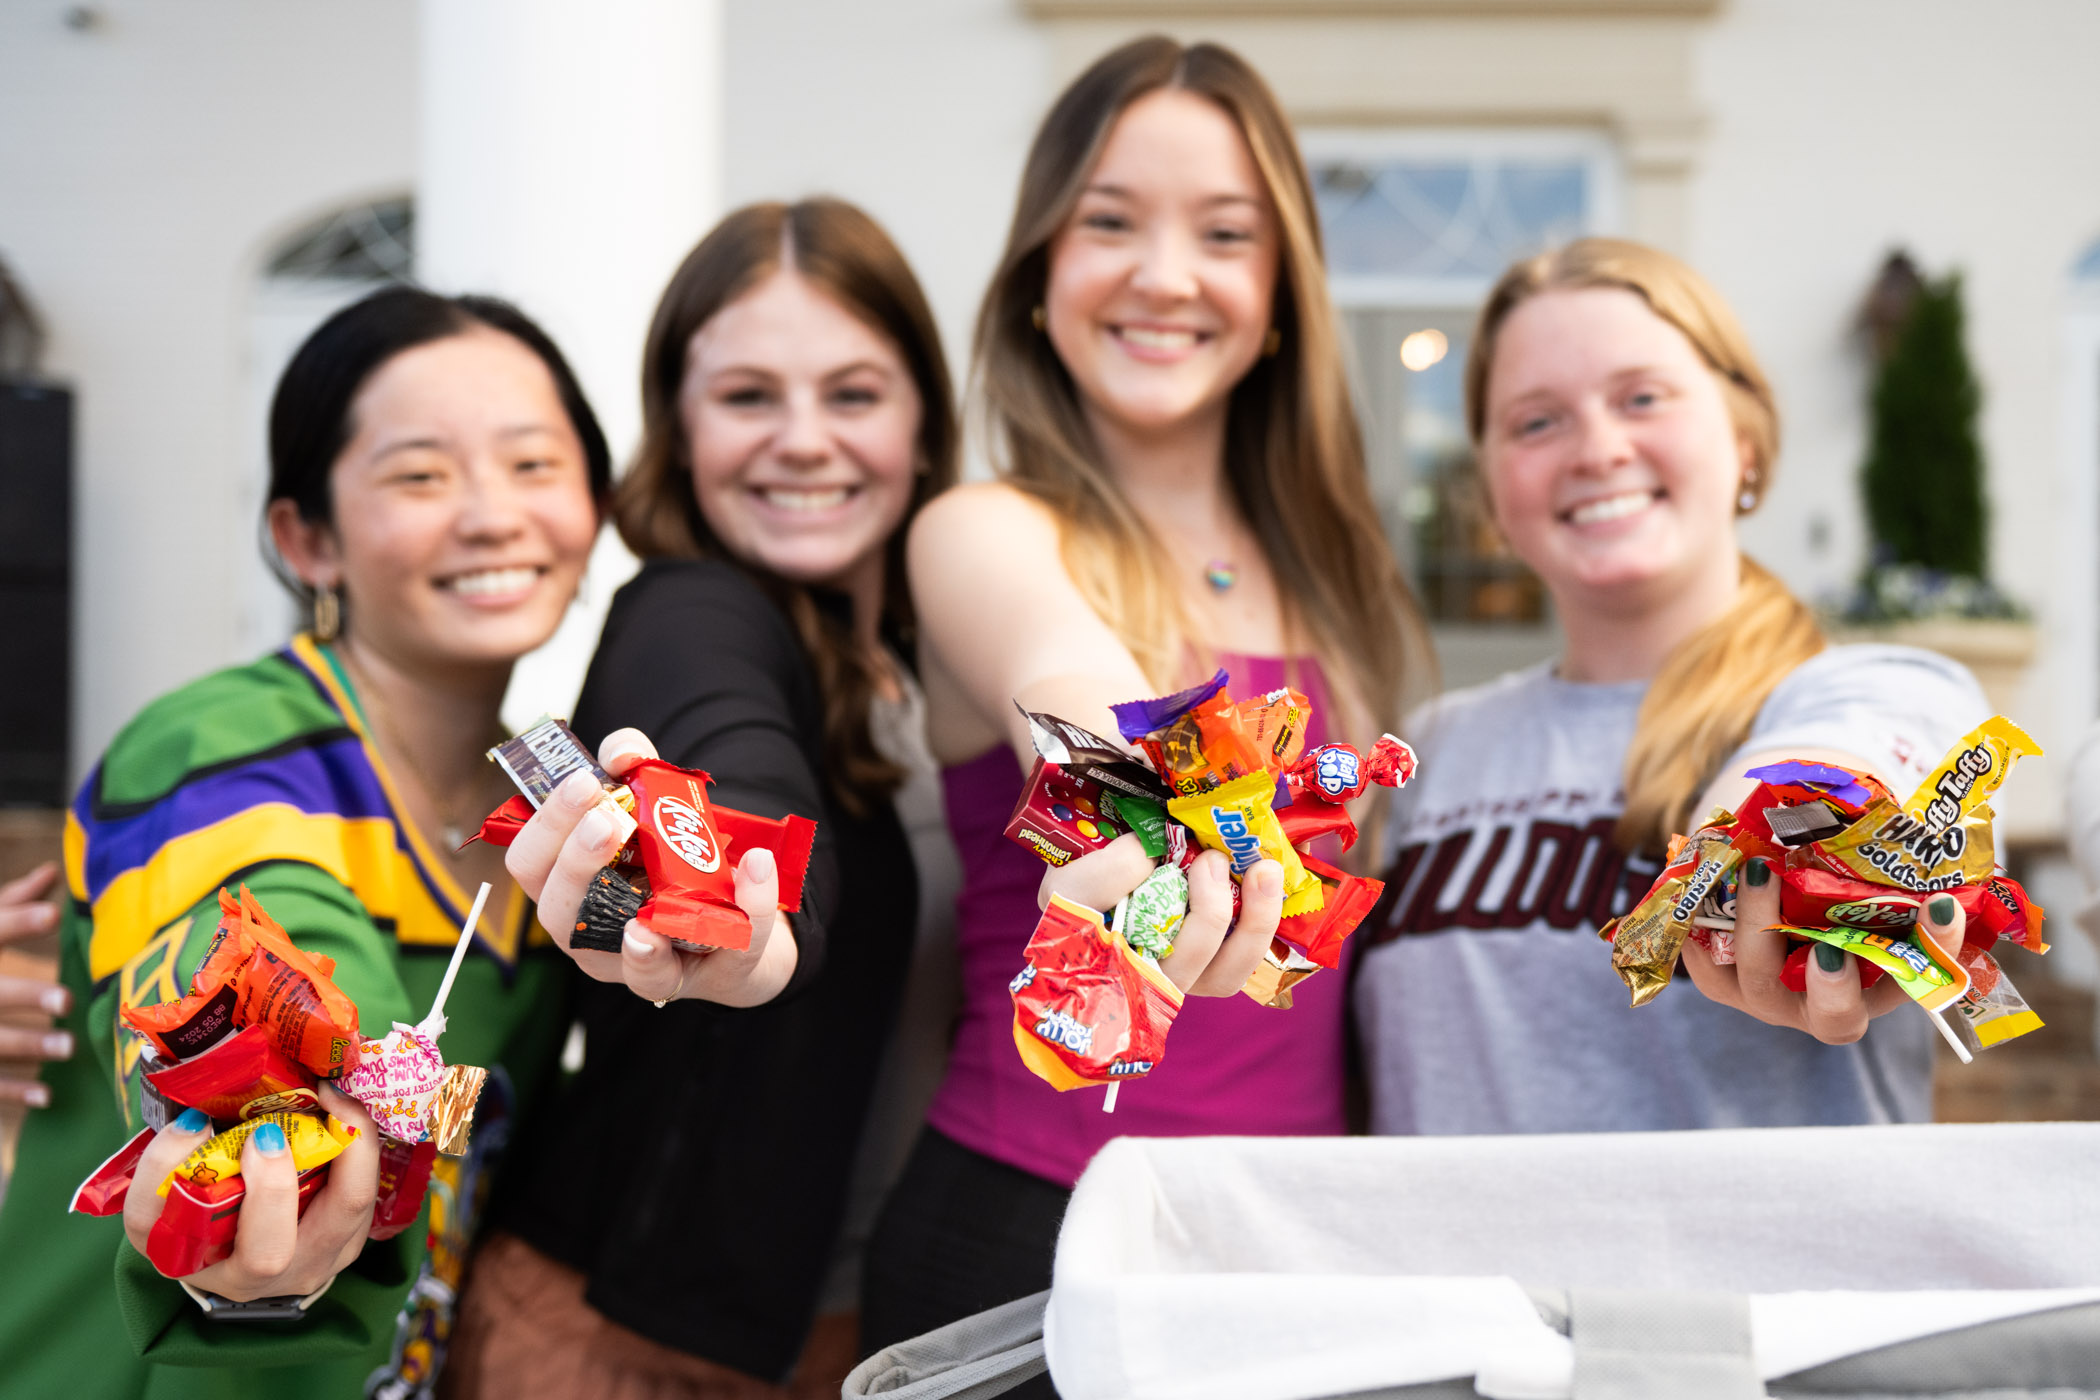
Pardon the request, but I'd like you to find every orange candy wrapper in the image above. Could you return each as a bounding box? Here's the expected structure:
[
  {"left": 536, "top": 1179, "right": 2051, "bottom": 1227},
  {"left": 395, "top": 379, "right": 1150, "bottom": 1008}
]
[{"left": 1010, "top": 895, "right": 1184, "bottom": 1092}]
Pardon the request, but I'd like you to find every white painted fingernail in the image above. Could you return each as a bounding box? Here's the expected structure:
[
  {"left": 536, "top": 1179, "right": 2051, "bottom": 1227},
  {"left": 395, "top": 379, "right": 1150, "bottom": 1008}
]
[
  {"left": 25, "top": 1084, "right": 48, "bottom": 1107},
  {"left": 623, "top": 927, "right": 656, "bottom": 958},
  {"left": 43, "top": 1032, "right": 72, "bottom": 1059},
  {"left": 40, "top": 988, "right": 68, "bottom": 1015}
]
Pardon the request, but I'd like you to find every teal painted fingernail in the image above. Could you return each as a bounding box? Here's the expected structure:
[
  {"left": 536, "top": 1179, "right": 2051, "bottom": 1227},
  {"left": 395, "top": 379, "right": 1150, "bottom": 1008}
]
[
  {"left": 1815, "top": 942, "right": 1845, "bottom": 973},
  {"left": 1743, "top": 858, "right": 1771, "bottom": 888},
  {"left": 1929, "top": 896, "right": 1956, "bottom": 924},
  {"left": 252, "top": 1122, "right": 288, "bottom": 1156},
  {"left": 173, "top": 1107, "right": 210, "bottom": 1134}
]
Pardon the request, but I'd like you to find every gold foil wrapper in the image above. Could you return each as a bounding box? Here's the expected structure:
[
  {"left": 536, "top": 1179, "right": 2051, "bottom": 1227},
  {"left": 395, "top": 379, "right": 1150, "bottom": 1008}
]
[
  {"left": 1813, "top": 800, "right": 1995, "bottom": 891},
  {"left": 430, "top": 1062, "right": 487, "bottom": 1157},
  {"left": 1609, "top": 834, "right": 1739, "bottom": 1007},
  {"left": 1240, "top": 940, "right": 1320, "bottom": 1009}
]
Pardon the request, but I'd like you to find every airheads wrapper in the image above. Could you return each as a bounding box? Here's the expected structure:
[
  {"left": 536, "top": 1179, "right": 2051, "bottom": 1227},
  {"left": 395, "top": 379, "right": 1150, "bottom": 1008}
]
[
  {"left": 1019, "top": 706, "right": 1174, "bottom": 805},
  {"left": 1010, "top": 895, "right": 1184, "bottom": 1091},
  {"left": 147, "top": 1164, "right": 331, "bottom": 1278},
  {"left": 1167, "top": 769, "right": 1324, "bottom": 918},
  {"left": 144, "top": 1023, "right": 320, "bottom": 1122}
]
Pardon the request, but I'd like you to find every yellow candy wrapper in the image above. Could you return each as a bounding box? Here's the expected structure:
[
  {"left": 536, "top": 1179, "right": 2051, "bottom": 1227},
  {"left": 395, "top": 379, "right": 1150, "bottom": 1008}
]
[
  {"left": 159, "top": 1111, "right": 358, "bottom": 1196},
  {"left": 1167, "top": 770, "right": 1324, "bottom": 918},
  {"left": 1815, "top": 716, "right": 2041, "bottom": 893}
]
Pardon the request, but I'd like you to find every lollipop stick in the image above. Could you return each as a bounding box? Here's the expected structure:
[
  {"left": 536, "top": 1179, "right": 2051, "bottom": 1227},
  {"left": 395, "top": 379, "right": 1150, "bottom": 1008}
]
[
  {"left": 420, "top": 881, "right": 491, "bottom": 1041},
  {"left": 1928, "top": 1005, "right": 1973, "bottom": 1065},
  {"left": 1103, "top": 897, "right": 1131, "bottom": 1114}
]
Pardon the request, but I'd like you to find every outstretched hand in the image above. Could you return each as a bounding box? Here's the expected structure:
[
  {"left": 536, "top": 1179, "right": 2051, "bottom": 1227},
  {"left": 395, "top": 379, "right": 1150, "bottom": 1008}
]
[
  {"left": 1038, "top": 834, "right": 1283, "bottom": 996},
  {"left": 501, "top": 729, "right": 797, "bottom": 1008}
]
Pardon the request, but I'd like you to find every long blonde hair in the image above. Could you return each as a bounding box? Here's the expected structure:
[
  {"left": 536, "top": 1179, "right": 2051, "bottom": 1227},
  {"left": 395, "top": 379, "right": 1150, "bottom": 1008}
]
[
  {"left": 1463, "top": 238, "right": 1826, "bottom": 853},
  {"left": 975, "top": 35, "right": 1431, "bottom": 737}
]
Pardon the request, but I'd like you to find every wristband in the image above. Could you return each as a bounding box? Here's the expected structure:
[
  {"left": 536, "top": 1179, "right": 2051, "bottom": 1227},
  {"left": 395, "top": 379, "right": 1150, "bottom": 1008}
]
[{"left": 179, "top": 1275, "right": 333, "bottom": 1322}]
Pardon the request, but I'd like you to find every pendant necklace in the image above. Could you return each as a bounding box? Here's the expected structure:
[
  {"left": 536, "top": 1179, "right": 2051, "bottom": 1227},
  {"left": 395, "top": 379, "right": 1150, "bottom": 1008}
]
[{"left": 1205, "top": 560, "right": 1239, "bottom": 592}]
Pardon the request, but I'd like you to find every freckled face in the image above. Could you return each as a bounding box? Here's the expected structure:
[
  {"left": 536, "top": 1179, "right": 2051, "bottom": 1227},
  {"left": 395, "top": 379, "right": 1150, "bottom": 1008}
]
[
  {"left": 318, "top": 329, "right": 599, "bottom": 668},
  {"left": 1042, "top": 88, "right": 1279, "bottom": 441},
  {"left": 1478, "top": 287, "right": 1749, "bottom": 605},
  {"left": 680, "top": 269, "right": 923, "bottom": 589}
]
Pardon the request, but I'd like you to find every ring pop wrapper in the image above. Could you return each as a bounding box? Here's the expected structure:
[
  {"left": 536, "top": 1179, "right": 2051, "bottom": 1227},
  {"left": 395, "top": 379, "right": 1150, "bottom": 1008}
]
[
  {"left": 1168, "top": 770, "right": 1324, "bottom": 918},
  {"left": 160, "top": 1111, "right": 359, "bottom": 1195},
  {"left": 1010, "top": 895, "right": 1183, "bottom": 1090}
]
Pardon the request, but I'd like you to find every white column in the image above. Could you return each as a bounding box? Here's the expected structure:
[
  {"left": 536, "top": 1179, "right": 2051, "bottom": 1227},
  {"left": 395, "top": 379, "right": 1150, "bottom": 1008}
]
[{"left": 417, "top": 0, "right": 722, "bottom": 729}]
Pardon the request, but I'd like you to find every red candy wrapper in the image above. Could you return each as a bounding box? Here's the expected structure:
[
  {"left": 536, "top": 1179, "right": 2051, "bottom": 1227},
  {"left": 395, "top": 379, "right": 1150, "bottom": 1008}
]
[
  {"left": 147, "top": 1166, "right": 330, "bottom": 1277},
  {"left": 1005, "top": 759, "right": 1130, "bottom": 867},
  {"left": 369, "top": 1136, "right": 439, "bottom": 1241},
  {"left": 144, "top": 1023, "right": 320, "bottom": 1122},
  {"left": 1010, "top": 895, "right": 1184, "bottom": 1091},
  {"left": 1275, "top": 854, "right": 1383, "bottom": 970},
  {"left": 1281, "top": 734, "right": 1419, "bottom": 805}
]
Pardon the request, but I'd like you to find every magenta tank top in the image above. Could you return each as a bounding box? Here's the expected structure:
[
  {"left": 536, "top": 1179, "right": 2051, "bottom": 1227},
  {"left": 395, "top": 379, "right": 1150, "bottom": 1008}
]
[{"left": 925, "top": 654, "right": 1351, "bottom": 1189}]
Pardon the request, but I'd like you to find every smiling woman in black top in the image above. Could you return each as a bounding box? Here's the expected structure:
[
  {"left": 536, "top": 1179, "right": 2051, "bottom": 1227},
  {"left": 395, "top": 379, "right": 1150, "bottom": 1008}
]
[{"left": 444, "top": 198, "right": 957, "bottom": 1400}]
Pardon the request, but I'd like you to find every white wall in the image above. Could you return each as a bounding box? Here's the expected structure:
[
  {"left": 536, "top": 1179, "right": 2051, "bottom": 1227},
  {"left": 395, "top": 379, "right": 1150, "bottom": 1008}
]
[
  {"left": 1694, "top": 0, "right": 2100, "bottom": 833},
  {"left": 0, "top": 0, "right": 417, "bottom": 777}
]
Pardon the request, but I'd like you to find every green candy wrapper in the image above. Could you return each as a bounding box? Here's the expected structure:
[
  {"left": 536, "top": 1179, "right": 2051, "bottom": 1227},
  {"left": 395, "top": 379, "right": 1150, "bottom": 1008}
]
[
  {"left": 1124, "top": 865, "right": 1189, "bottom": 959},
  {"left": 1102, "top": 790, "right": 1169, "bottom": 859}
]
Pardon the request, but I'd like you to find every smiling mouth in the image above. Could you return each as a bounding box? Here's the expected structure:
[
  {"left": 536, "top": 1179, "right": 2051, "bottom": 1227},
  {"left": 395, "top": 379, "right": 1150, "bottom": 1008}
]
[
  {"left": 1111, "top": 324, "right": 1208, "bottom": 353},
  {"left": 438, "top": 566, "right": 546, "bottom": 597},
  {"left": 1562, "top": 489, "right": 1663, "bottom": 526},
  {"left": 754, "top": 486, "right": 858, "bottom": 512}
]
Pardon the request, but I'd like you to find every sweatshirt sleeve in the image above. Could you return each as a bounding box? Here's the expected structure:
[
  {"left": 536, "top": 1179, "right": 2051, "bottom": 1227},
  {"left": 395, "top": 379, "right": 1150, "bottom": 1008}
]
[{"left": 1728, "top": 643, "right": 1993, "bottom": 793}]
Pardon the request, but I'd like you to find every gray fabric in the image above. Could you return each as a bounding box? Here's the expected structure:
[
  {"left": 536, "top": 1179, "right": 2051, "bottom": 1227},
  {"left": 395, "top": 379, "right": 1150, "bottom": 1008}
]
[
  {"left": 1357, "top": 643, "right": 1988, "bottom": 1136},
  {"left": 1770, "top": 1301, "right": 2100, "bottom": 1395},
  {"left": 843, "top": 1289, "right": 1048, "bottom": 1399},
  {"left": 1568, "top": 1288, "right": 1763, "bottom": 1399}
]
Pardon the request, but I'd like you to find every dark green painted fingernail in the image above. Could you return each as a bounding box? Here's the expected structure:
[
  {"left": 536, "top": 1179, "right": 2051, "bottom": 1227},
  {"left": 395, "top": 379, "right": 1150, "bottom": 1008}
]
[
  {"left": 1743, "top": 858, "right": 1771, "bottom": 887},
  {"left": 1814, "top": 942, "right": 1846, "bottom": 972},
  {"left": 1929, "top": 896, "right": 1956, "bottom": 924}
]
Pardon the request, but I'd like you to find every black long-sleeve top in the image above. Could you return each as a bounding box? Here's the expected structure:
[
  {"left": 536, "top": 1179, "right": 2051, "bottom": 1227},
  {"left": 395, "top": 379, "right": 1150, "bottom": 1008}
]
[{"left": 496, "top": 558, "right": 918, "bottom": 1380}]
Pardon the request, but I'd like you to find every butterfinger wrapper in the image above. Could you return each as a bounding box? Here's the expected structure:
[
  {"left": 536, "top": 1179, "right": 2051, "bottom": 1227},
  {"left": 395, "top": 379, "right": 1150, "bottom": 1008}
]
[
  {"left": 430, "top": 1062, "right": 488, "bottom": 1156},
  {"left": 1168, "top": 770, "right": 1323, "bottom": 917}
]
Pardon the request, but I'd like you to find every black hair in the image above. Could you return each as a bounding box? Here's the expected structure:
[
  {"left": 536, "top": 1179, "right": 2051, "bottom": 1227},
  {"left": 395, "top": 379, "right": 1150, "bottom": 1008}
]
[{"left": 264, "top": 286, "right": 611, "bottom": 600}]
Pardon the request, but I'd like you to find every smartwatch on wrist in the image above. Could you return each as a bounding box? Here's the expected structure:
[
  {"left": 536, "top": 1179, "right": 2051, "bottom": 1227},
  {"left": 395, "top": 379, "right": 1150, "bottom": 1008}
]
[{"left": 179, "top": 1276, "right": 333, "bottom": 1322}]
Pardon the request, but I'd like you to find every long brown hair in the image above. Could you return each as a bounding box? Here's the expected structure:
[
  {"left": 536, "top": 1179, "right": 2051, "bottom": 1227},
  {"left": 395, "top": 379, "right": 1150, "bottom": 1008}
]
[
  {"left": 1463, "top": 237, "right": 1826, "bottom": 853},
  {"left": 617, "top": 199, "right": 958, "bottom": 814},
  {"left": 975, "top": 35, "right": 1431, "bottom": 738}
]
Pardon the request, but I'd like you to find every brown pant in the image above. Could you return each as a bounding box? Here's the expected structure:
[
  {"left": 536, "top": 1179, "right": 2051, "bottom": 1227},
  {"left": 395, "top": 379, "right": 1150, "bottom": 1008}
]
[{"left": 441, "top": 1232, "right": 860, "bottom": 1400}]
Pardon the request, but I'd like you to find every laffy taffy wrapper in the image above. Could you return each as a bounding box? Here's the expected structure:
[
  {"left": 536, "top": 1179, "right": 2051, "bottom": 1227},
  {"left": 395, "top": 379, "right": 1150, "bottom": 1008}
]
[
  {"left": 1167, "top": 770, "right": 1324, "bottom": 919},
  {"left": 125, "top": 887, "right": 361, "bottom": 1075},
  {"left": 160, "top": 1110, "right": 358, "bottom": 1195},
  {"left": 340, "top": 1022, "right": 447, "bottom": 1142},
  {"left": 1010, "top": 895, "right": 1183, "bottom": 1090}
]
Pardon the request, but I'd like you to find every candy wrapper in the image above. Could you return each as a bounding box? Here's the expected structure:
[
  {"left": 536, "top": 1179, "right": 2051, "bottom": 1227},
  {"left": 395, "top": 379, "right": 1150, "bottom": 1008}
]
[
  {"left": 1275, "top": 854, "right": 1384, "bottom": 971},
  {"left": 340, "top": 1023, "right": 448, "bottom": 1142},
  {"left": 1122, "top": 865, "right": 1189, "bottom": 960},
  {"left": 1168, "top": 771, "right": 1323, "bottom": 918},
  {"left": 1019, "top": 706, "right": 1174, "bottom": 805},
  {"left": 1010, "top": 895, "right": 1183, "bottom": 1092},
  {"left": 475, "top": 723, "right": 816, "bottom": 955},
  {"left": 162, "top": 1111, "right": 359, "bottom": 1195},
  {"left": 1241, "top": 940, "right": 1324, "bottom": 1010},
  {"left": 145, "top": 1024, "right": 320, "bottom": 1122},
  {"left": 1113, "top": 669, "right": 1266, "bottom": 798},
  {"left": 1280, "top": 735, "right": 1418, "bottom": 806},
  {"left": 1604, "top": 717, "right": 2050, "bottom": 1058},
  {"left": 149, "top": 1164, "right": 333, "bottom": 1277}
]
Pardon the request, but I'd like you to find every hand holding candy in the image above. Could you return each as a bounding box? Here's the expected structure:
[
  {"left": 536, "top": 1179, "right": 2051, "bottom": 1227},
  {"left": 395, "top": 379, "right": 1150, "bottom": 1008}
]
[
  {"left": 122, "top": 1082, "right": 379, "bottom": 1298},
  {"left": 502, "top": 729, "right": 797, "bottom": 1008},
  {"left": 1680, "top": 856, "right": 1961, "bottom": 1044},
  {"left": 1038, "top": 835, "right": 1281, "bottom": 996}
]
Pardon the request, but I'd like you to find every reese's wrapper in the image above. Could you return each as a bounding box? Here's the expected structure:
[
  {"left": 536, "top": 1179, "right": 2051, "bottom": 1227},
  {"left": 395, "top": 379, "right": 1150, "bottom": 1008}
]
[
  {"left": 1168, "top": 770, "right": 1324, "bottom": 918},
  {"left": 1812, "top": 717, "right": 2041, "bottom": 893},
  {"left": 1112, "top": 670, "right": 1266, "bottom": 797},
  {"left": 160, "top": 1111, "right": 358, "bottom": 1196},
  {"left": 1010, "top": 895, "right": 1183, "bottom": 1090},
  {"left": 1608, "top": 823, "right": 1741, "bottom": 1007},
  {"left": 1236, "top": 686, "right": 1313, "bottom": 771},
  {"left": 144, "top": 1023, "right": 320, "bottom": 1122},
  {"left": 1018, "top": 706, "right": 1173, "bottom": 804},
  {"left": 222, "top": 887, "right": 363, "bottom": 1075},
  {"left": 121, "top": 972, "right": 240, "bottom": 1063}
]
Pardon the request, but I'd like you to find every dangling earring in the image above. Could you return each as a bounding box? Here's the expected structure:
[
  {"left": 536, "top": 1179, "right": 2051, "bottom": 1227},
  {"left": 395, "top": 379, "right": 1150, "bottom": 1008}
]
[
  {"left": 1262, "top": 327, "right": 1282, "bottom": 358},
  {"left": 1030, "top": 305, "right": 1047, "bottom": 332},
  {"left": 1737, "top": 468, "right": 1760, "bottom": 514},
  {"left": 312, "top": 584, "right": 340, "bottom": 643}
]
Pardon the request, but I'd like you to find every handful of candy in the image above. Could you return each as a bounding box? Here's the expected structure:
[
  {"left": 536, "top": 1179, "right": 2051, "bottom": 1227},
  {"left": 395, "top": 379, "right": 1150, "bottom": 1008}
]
[
  {"left": 1600, "top": 716, "right": 2049, "bottom": 1059},
  {"left": 1003, "top": 671, "right": 1418, "bottom": 1108},
  {"left": 73, "top": 885, "right": 492, "bottom": 1276},
  {"left": 471, "top": 717, "right": 816, "bottom": 955}
]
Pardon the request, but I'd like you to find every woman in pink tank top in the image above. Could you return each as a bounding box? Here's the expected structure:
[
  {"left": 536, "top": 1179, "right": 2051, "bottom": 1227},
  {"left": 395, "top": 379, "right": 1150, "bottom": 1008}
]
[{"left": 861, "top": 37, "right": 1431, "bottom": 1364}]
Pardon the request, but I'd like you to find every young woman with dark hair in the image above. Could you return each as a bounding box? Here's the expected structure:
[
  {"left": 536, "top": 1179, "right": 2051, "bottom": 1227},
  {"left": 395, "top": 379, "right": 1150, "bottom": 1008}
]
[
  {"left": 444, "top": 197, "right": 961, "bottom": 1400},
  {"left": 0, "top": 287, "right": 650, "bottom": 1394},
  {"left": 861, "top": 35, "right": 1432, "bottom": 1357},
  {"left": 1354, "top": 239, "right": 1989, "bottom": 1136}
]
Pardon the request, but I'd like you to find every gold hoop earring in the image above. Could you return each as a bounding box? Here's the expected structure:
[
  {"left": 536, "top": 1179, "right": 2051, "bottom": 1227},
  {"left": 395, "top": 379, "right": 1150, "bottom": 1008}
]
[
  {"left": 1030, "top": 305, "right": 1046, "bottom": 332},
  {"left": 1262, "top": 327, "right": 1282, "bottom": 358},
  {"left": 312, "top": 584, "right": 340, "bottom": 643}
]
